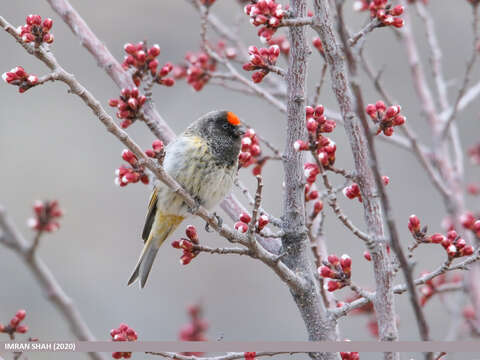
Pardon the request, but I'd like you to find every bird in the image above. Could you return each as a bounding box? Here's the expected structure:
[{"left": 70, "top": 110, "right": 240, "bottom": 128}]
[{"left": 128, "top": 110, "right": 245, "bottom": 288}]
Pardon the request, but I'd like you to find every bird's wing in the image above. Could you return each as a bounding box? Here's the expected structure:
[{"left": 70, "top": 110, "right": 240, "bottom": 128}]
[{"left": 142, "top": 187, "right": 158, "bottom": 242}]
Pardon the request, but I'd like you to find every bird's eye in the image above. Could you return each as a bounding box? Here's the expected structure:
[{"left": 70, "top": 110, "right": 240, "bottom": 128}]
[{"left": 223, "top": 123, "right": 229, "bottom": 129}]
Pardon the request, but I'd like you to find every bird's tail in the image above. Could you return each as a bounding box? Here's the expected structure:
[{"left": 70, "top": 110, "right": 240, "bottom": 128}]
[{"left": 128, "top": 213, "right": 184, "bottom": 288}]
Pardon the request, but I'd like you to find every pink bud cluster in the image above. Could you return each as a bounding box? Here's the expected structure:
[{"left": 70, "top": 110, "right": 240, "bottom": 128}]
[
  {"left": 109, "top": 88, "right": 146, "bottom": 129},
  {"left": 122, "top": 42, "right": 174, "bottom": 87},
  {"left": 0, "top": 310, "right": 28, "bottom": 337},
  {"left": 145, "top": 140, "right": 165, "bottom": 160},
  {"left": 353, "top": 1, "right": 404, "bottom": 28},
  {"left": 268, "top": 35, "right": 290, "bottom": 55},
  {"left": 312, "top": 37, "right": 324, "bottom": 54},
  {"left": 244, "top": 0, "right": 287, "bottom": 42},
  {"left": 305, "top": 105, "right": 336, "bottom": 135},
  {"left": 318, "top": 254, "right": 352, "bottom": 292},
  {"left": 185, "top": 52, "right": 217, "bottom": 91},
  {"left": 179, "top": 304, "right": 208, "bottom": 356},
  {"left": 408, "top": 215, "right": 475, "bottom": 258},
  {"left": 110, "top": 323, "right": 138, "bottom": 359},
  {"left": 304, "top": 183, "right": 323, "bottom": 208},
  {"left": 171, "top": 225, "right": 199, "bottom": 265},
  {"left": 419, "top": 273, "right": 461, "bottom": 306},
  {"left": 366, "top": 101, "right": 406, "bottom": 136},
  {"left": 243, "top": 45, "right": 280, "bottom": 83},
  {"left": 294, "top": 105, "right": 337, "bottom": 168},
  {"left": 115, "top": 149, "right": 149, "bottom": 187},
  {"left": 2, "top": 66, "right": 38, "bottom": 93},
  {"left": 18, "top": 15, "right": 54, "bottom": 45},
  {"left": 28, "top": 200, "right": 62, "bottom": 233},
  {"left": 239, "top": 128, "right": 265, "bottom": 175},
  {"left": 245, "top": 352, "right": 257, "bottom": 360},
  {"left": 341, "top": 352, "right": 360, "bottom": 360},
  {"left": 344, "top": 176, "right": 388, "bottom": 202},
  {"left": 234, "top": 212, "right": 269, "bottom": 233},
  {"left": 443, "top": 230, "right": 475, "bottom": 258},
  {"left": 343, "top": 183, "right": 362, "bottom": 202}
]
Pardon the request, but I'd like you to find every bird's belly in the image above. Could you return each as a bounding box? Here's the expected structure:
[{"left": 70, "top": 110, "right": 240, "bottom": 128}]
[
  {"left": 155, "top": 138, "right": 237, "bottom": 214},
  {"left": 195, "top": 166, "right": 236, "bottom": 209}
]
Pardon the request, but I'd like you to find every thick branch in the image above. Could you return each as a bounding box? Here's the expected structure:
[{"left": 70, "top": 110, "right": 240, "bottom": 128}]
[
  {"left": 281, "top": 0, "right": 338, "bottom": 355},
  {"left": 312, "top": 1, "right": 399, "bottom": 352}
]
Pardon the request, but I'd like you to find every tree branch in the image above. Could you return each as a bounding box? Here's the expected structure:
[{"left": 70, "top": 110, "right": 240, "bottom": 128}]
[
  {"left": 312, "top": 1, "right": 399, "bottom": 353},
  {"left": 0, "top": 206, "right": 106, "bottom": 360},
  {"left": 280, "top": 0, "right": 338, "bottom": 356}
]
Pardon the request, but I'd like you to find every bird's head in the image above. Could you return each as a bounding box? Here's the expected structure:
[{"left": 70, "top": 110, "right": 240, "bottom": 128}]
[
  {"left": 192, "top": 110, "right": 245, "bottom": 140},
  {"left": 187, "top": 110, "right": 245, "bottom": 165}
]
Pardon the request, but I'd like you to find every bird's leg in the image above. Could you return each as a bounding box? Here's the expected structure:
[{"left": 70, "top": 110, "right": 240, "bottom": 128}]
[
  {"left": 214, "top": 212, "right": 223, "bottom": 227},
  {"left": 205, "top": 212, "right": 223, "bottom": 233}
]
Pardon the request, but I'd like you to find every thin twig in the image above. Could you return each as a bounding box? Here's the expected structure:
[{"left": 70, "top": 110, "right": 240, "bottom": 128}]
[
  {"left": 348, "top": 18, "right": 381, "bottom": 47},
  {"left": 311, "top": 63, "right": 328, "bottom": 106},
  {"left": 193, "top": 244, "right": 251, "bottom": 256},
  {"left": 440, "top": 4, "right": 479, "bottom": 139}
]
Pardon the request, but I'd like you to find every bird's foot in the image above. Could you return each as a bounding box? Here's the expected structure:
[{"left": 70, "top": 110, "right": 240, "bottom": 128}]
[{"left": 205, "top": 212, "right": 223, "bottom": 233}]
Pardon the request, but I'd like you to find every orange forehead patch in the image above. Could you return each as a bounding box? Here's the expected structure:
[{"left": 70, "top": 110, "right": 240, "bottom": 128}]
[{"left": 227, "top": 111, "right": 240, "bottom": 126}]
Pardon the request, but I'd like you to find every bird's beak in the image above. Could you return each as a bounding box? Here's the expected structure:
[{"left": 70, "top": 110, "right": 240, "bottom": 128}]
[{"left": 236, "top": 124, "right": 247, "bottom": 137}]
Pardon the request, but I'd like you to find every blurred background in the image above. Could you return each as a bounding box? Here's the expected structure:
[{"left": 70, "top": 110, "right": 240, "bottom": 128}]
[{"left": 1, "top": 0, "right": 479, "bottom": 359}]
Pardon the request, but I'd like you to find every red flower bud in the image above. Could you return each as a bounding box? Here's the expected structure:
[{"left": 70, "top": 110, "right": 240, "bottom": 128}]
[
  {"left": 235, "top": 221, "right": 249, "bottom": 233},
  {"left": 313, "top": 201, "right": 323, "bottom": 214},
  {"left": 148, "top": 44, "right": 161, "bottom": 57},
  {"left": 185, "top": 225, "right": 198, "bottom": 243},
  {"left": 430, "top": 233, "right": 445, "bottom": 244},
  {"left": 239, "top": 212, "right": 252, "bottom": 224},
  {"left": 294, "top": 140, "right": 309, "bottom": 151},
  {"left": 408, "top": 215, "right": 421, "bottom": 233},
  {"left": 257, "top": 214, "right": 269, "bottom": 230},
  {"left": 179, "top": 239, "right": 194, "bottom": 251},
  {"left": 16, "top": 325, "right": 28, "bottom": 334},
  {"left": 15, "top": 310, "right": 26, "bottom": 321},
  {"left": 340, "top": 254, "right": 352, "bottom": 272},
  {"left": 319, "top": 266, "right": 334, "bottom": 278},
  {"left": 327, "top": 254, "right": 339, "bottom": 266},
  {"left": 43, "top": 18, "right": 53, "bottom": 30},
  {"left": 327, "top": 280, "right": 341, "bottom": 292}
]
